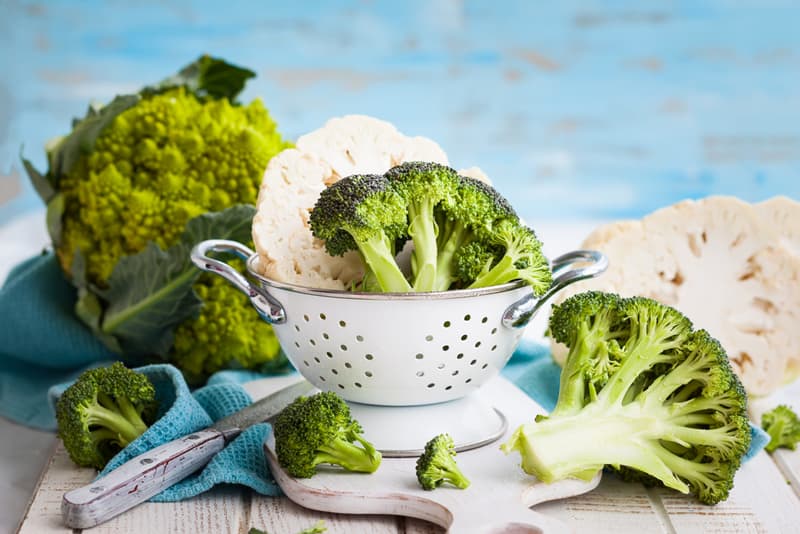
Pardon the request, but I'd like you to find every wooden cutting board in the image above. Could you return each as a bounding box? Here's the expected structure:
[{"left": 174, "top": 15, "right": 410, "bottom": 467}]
[{"left": 264, "top": 376, "right": 601, "bottom": 533}]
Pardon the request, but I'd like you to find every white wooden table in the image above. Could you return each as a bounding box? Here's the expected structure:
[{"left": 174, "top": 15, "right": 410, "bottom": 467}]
[{"left": 16, "top": 376, "right": 800, "bottom": 534}]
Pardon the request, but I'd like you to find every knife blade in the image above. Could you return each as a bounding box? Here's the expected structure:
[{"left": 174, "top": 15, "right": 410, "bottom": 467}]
[{"left": 62, "top": 378, "right": 315, "bottom": 529}]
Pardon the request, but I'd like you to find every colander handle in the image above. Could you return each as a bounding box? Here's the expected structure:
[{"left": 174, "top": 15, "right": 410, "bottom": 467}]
[
  {"left": 190, "top": 239, "right": 287, "bottom": 324},
  {"left": 502, "top": 249, "right": 608, "bottom": 329}
]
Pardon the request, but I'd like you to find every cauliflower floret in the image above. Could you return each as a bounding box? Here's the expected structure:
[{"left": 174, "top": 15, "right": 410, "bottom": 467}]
[
  {"left": 254, "top": 115, "right": 493, "bottom": 290},
  {"left": 550, "top": 196, "right": 800, "bottom": 396}
]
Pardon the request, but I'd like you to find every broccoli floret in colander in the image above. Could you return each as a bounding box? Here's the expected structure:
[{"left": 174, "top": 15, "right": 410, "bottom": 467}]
[{"left": 309, "top": 162, "right": 551, "bottom": 293}]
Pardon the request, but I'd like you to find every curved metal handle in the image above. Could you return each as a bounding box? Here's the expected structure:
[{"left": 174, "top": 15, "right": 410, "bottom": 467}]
[
  {"left": 502, "top": 249, "right": 608, "bottom": 329},
  {"left": 190, "top": 239, "right": 286, "bottom": 324}
]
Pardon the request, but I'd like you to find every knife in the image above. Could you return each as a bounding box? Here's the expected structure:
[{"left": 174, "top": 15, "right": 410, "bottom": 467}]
[{"left": 61, "top": 378, "right": 315, "bottom": 529}]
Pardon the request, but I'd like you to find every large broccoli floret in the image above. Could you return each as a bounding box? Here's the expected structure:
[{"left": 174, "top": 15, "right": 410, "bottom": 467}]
[
  {"left": 762, "top": 405, "right": 800, "bottom": 453},
  {"left": 501, "top": 291, "right": 751, "bottom": 505},
  {"left": 56, "top": 362, "right": 158, "bottom": 470},
  {"left": 415, "top": 433, "right": 470, "bottom": 490},
  {"left": 272, "top": 391, "right": 382, "bottom": 478},
  {"left": 309, "top": 174, "right": 411, "bottom": 292},
  {"left": 24, "top": 56, "right": 291, "bottom": 382}
]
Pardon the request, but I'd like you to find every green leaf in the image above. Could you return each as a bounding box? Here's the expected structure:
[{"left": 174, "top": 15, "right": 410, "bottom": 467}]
[
  {"left": 147, "top": 54, "right": 256, "bottom": 102},
  {"left": 21, "top": 152, "right": 54, "bottom": 203},
  {"left": 45, "top": 192, "right": 65, "bottom": 247},
  {"left": 48, "top": 94, "right": 140, "bottom": 184},
  {"left": 98, "top": 205, "right": 257, "bottom": 357}
]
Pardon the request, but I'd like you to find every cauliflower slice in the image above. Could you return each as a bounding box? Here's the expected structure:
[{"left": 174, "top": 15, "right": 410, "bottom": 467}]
[
  {"left": 254, "top": 115, "right": 487, "bottom": 290},
  {"left": 756, "top": 196, "right": 800, "bottom": 255},
  {"left": 550, "top": 196, "right": 800, "bottom": 396}
]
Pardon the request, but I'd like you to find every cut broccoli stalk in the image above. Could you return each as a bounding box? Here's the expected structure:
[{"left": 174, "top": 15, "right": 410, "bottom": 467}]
[
  {"left": 354, "top": 233, "right": 411, "bottom": 292},
  {"left": 407, "top": 198, "right": 439, "bottom": 291},
  {"left": 501, "top": 292, "right": 751, "bottom": 505}
]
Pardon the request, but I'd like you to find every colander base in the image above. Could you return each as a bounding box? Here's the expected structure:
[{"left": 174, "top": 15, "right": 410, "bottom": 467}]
[{"left": 348, "top": 392, "right": 507, "bottom": 457}]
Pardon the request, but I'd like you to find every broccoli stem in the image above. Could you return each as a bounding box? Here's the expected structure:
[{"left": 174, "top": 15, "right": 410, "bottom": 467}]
[
  {"left": 408, "top": 201, "right": 438, "bottom": 291},
  {"left": 85, "top": 401, "right": 146, "bottom": 446},
  {"left": 355, "top": 234, "right": 411, "bottom": 292},
  {"left": 504, "top": 404, "right": 691, "bottom": 494},
  {"left": 433, "top": 218, "right": 472, "bottom": 291},
  {"left": 467, "top": 256, "right": 516, "bottom": 289},
  {"left": 314, "top": 435, "right": 381, "bottom": 473}
]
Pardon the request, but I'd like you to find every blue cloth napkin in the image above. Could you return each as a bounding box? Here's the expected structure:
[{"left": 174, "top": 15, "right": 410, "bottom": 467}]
[{"left": 2, "top": 252, "right": 769, "bottom": 503}]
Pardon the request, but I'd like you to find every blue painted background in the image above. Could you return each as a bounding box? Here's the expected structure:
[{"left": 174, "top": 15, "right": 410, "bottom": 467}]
[{"left": 1, "top": 0, "right": 799, "bottom": 225}]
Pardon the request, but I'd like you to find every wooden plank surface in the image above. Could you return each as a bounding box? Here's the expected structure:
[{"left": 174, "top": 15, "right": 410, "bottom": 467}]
[{"left": 19, "top": 375, "right": 800, "bottom": 534}]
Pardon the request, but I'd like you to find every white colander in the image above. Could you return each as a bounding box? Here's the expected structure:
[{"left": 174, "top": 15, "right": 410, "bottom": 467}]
[{"left": 192, "top": 240, "right": 606, "bottom": 406}]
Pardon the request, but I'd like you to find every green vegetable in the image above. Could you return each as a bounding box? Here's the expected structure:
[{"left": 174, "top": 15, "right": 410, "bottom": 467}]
[
  {"left": 310, "top": 173, "right": 411, "bottom": 292},
  {"left": 501, "top": 291, "right": 751, "bottom": 505},
  {"left": 56, "top": 362, "right": 158, "bottom": 470},
  {"left": 272, "top": 391, "right": 382, "bottom": 478},
  {"left": 247, "top": 521, "right": 326, "bottom": 534},
  {"left": 762, "top": 405, "right": 800, "bottom": 453},
  {"left": 23, "top": 55, "right": 292, "bottom": 383},
  {"left": 415, "top": 433, "right": 470, "bottom": 490},
  {"left": 309, "top": 161, "right": 551, "bottom": 293}
]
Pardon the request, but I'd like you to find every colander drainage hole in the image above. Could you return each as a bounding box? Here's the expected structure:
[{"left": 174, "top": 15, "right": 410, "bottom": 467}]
[
  {"left": 345, "top": 362, "right": 352, "bottom": 368},
  {"left": 331, "top": 369, "right": 338, "bottom": 375},
  {"left": 416, "top": 371, "right": 424, "bottom": 377},
  {"left": 339, "top": 320, "right": 346, "bottom": 327},
  {"left": 443, "top": 320, "right": 451, "bottom": 328},
  {"left": 415, "top": 353, "right": 424, "bottom": 360},
  {"left": 354, "top": 382, "right": 362, "bottom": 388},
  {"left": 437, "top": 363, "right": 445, "bottom": 370},
  {"left": 365, "top": 353, "right": 374, "bottom": 360},
  {"left": 427, "top": 383, "right": 435, "bottom": 388},
  {"left": 491, "top": 328, "right": 498, "bottom": 335},
  {"left": 470, "top": 359, "right": 478, "bottom": 366},
  {"left": 452, "top": 370, "right": 459, "bottom": 376},
  {"left": 456, "top": 353, "right": 464, "bottom": 359},
  {"left": 294, "top": 341, "right": 300, "bottom": 348},
  {"left": 326, "top": 352, "right": 333, "bottom": 359},
  {"left": 475, "top": 341, "right": 482, "bottom": 348},
  {"left": 322, "top": 333, "right": 329, "bottom": 340},
  {"left": 319, "top": 313, "right": 326, "bottom": 320},
  {"left": 303, "top": 360, "right": 309, "bottom": 367},
  {"left": 365, "top": 371, "right": 373, "bottom": 378},
  {"left": 309, "top": 339, "right": 316, "bottom": 346},
  {"left": 482, "top": 363, "right": 489, "bottom": 369},
  {"left": 356, "top": 335, "right": 364, "bottom": 342},
  {"left": 303, "top": 314, "right": 310, "bottom": 322},
  {"left": 442, "top": 345, "right": 450, "bottom": 351},
  {"left": 425, "top": 335, "right": 434, "bottom": 342},
  {"left": 464, "top": 314, "right": 471, "bottom": 321},
  {"left": 445, "top": 385, "right": 452, "bottom": 390},
  {"left": 491, "top": 345, "right": 497, "bottom": 351},
  {"left": 338, "top": 384, "right": 345, "bottom": 389},
  {"left": 319, "top": 376, "right": 326, "bottom": 382},
  {"left": 465, "top": 378, "right": 472, "bottom": 384},
  {"left": 314, "top": 357, "right": 321, "bottom": 363},
  {"left": 340, "top": 344, "right": 348, "bottom": 351},
  {"left": 460, "top": 334, "right": 468, "bottom": 341},
  {"left": 294, "top": 325, "right": 300, "bottom": 332},
  {"left": 481, "top": 316, "right": 488, "bottom": 323}
]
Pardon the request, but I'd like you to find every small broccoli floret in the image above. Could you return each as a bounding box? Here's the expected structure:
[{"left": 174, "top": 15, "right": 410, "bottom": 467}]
[
  {"left": 273, "top": 391, "right": 382, "bottom": 478},
  {"left": 459, "top": 220, "right": 552, "bottom": 296},
  {"left": 415, "top": 433, "right": 470, "bottom": 490},
  {"left": 56, "top": 362, "right": 158, "bottom": 470},
  {"left": 762, "top": 405, "right": 800, "bottom": 453},
  {"left": 385, "top": 162, "right": 459, "bottom": 291},
  {"left": 501, "top": 292, "right": 751, "bottom": 505},
  {"left": 310, "top": 174, "right": 411, "bottom": 292}
]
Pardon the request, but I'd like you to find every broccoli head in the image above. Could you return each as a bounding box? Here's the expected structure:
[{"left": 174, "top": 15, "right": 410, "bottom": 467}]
[
  {"left": 762, "top": 405, "right": 800, "bottom": 453},
  {"left": 309, "top": 163, "right": 549, "bottom": 293},
  {"left": 24, "top": 56, "right": 291, "bottom": 382},
  {"left": 272, "top": 391, "right": 382, "bottom": 478},
  {"left": 502, "top": 291, "right": 751, "bottom": 505},
  {"left": 56, "top": 362, "right": 158, "bottom": 470},
  {"left": 415, "top": 433, "right": 470, "bottom": 490},
  {"left": 309, "top": 174, "right": 411, "bottom": 292}
]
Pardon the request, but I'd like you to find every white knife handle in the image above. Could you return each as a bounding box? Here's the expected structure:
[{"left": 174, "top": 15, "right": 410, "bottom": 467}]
[{"left": 62, "top": 428, "right": 226, "bottom": 529}]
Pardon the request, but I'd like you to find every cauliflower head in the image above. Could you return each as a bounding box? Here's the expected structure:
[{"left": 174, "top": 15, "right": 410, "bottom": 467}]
[
  {"left": 24, "top": 56, "right": 292, "bottom": 383},
  {"left": 252, "top": 114, "right": 489, "bottom": 290},
  {"left": 550, "top": 196, "right": 800, "bottom": 396}
]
